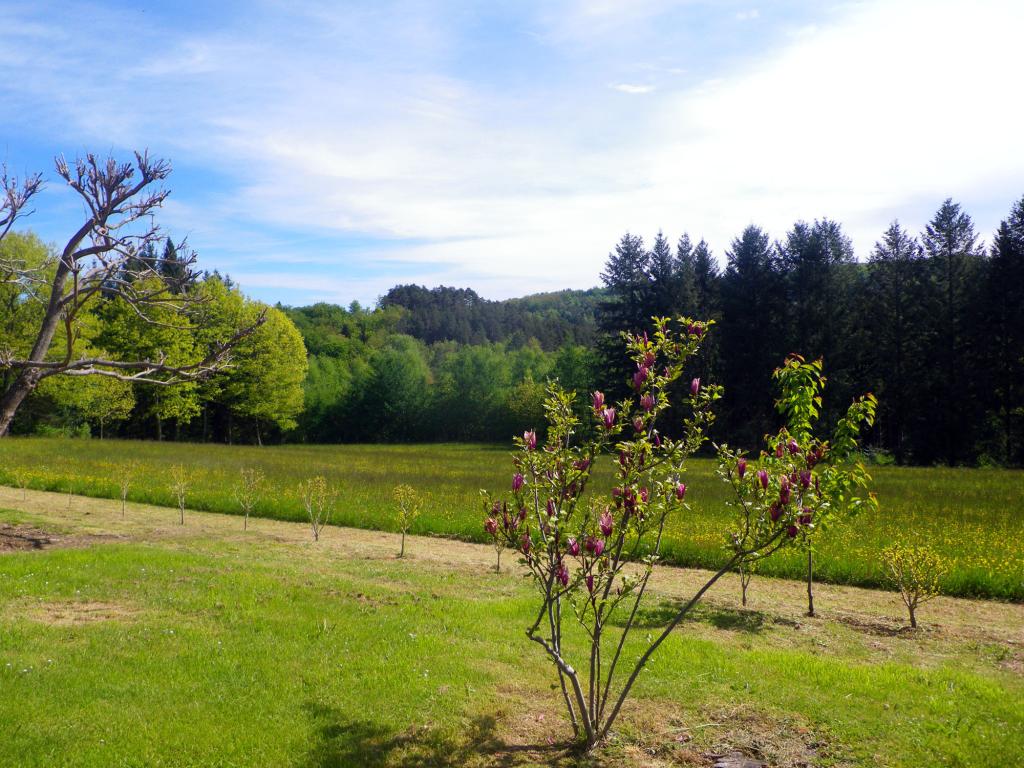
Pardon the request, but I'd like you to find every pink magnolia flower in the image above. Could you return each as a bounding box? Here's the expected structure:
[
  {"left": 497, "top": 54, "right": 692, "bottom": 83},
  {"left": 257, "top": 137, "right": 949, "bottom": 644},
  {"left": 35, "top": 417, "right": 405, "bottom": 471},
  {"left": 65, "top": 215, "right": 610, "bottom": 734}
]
[
  {"left": 591, "top": 537, "right": 606, "bottom": 556},
  {"left": 600, "top": 510, "right": 614, "bottom": 537},
  {"left": 523, "top": 430, "right": 537, "bottom": 451},
  {"left": 640, "top": 394, "right": 656, "bottom": 412},
  {"left": 633, "top": 417, "right": 644, "bottom": 434},
  {"left": 592, "top": 391, "right": 605, "bottom": 411},
  {"left": 779, "top": 475, "right": 792, "bottom": 505},
  {"left": 633, "top": 366, "right": 649, "bottom": 392},
  {"left": 690, "top": 377, "right": 701, "bottom": 397},
  {"left": 557, "top": 562, "right": 570, "bottom": 587},
  {"left": 512, "top": 473, "right": 524, "bottom": 492},
  {"left": 484, "top": 517, "right": 498, "bottom": 536},
  {"left": 757, "top": 469, "right": 769, "bottom": 489},
  {"left": 769, "top": 501, "right": 783, "bottom": 522},
  {"left": 520, "top": 531, "right": 532, "bottom": 553},
  {"left": 586, "top": 574, "right": 595, "bottom": 593},
  {"left": 787, "top": 524, "right": 799, "bottom": 538},
  {"left": 602, "top": 408, "right": 617, "bottom": 429},
  {"left": 787, "top": 438, "right": 800, "bottom": 455},
  {"left": 567, "top": 537, "right": 580, "bottom": 557},
  {"left": 675, "top": 482, "right": 687, "bottom": 501},
  {"left": 546, "top": 498, "right": 556, "bottom": 517},
  {"left": 737, "top": 458, "right": 747, "bottom": 479},
  {"left": 799, "top": 469, "right": 811, "bottom": 489}
]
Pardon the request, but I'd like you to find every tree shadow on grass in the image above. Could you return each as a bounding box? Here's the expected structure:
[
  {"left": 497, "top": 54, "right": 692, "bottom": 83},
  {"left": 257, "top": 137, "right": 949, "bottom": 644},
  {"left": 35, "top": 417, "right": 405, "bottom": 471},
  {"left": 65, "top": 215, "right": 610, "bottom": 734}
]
[
  {"left": 609, "top": 599, "right": 771, "bottom": 635},
  {"left": 301, "top": 703, "right": 574, "bottom": 768}
]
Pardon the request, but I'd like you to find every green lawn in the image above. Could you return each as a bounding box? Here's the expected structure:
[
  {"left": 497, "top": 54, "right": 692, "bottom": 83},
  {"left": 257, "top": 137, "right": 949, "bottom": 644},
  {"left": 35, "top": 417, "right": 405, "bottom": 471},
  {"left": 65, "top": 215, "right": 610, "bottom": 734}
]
[
  {"left": 0, "top": 437, "right": 1021, "bottom": 599},
  {"left": 0, "top": 497, "right": 1021, "bottom": 767}
]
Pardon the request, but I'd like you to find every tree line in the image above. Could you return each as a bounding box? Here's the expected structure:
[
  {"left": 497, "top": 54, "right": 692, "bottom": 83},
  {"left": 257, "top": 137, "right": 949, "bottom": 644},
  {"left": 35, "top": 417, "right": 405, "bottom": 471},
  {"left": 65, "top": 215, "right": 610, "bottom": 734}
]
[
  {"left": 4, "top": 163, "right": 1020, "bottom": 465},
  {"left": 597, "top": 197, "right": 1024, "bottom": 466}
]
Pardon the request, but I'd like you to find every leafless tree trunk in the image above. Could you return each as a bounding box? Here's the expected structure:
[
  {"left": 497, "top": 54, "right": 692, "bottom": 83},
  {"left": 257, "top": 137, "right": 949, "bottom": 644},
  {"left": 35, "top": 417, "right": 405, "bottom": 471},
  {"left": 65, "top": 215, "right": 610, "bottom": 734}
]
[{"left": 0, "top": 153, "right": 264, "bottom": 436}]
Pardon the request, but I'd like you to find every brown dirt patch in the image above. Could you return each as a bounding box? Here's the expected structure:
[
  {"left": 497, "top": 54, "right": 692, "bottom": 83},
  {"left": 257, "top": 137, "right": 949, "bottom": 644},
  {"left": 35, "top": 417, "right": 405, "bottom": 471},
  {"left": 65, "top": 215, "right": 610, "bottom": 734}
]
[
  {"left": 0, "top": 522, "right": 122, "bottom": 553},
  {"left": 23, "top": 600, "right": 136, "bottom": 626}
]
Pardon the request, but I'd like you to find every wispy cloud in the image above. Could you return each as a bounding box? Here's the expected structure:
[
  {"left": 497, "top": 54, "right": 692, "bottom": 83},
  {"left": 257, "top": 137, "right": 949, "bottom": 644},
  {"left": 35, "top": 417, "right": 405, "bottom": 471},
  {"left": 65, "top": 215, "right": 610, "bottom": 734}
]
[
  {"left": 0, "top": 0, "right": 1021, "bottom": 306},
  {"left": 610, "top": 83, "right": 656, "bottom": 94},
  {"left": 735, "top": 9, "right": 760, "bottom": 21}
]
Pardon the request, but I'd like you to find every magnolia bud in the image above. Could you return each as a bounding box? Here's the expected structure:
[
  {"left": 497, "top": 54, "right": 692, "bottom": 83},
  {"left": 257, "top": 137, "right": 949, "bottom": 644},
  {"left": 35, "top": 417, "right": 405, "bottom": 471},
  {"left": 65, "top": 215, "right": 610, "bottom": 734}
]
[
  {"left": 512, "top": 473, "right": 524, "bottom": 493},
  {"left": 602, "top": 408, "right": 617, "bottom": 429},
  {"left": 592, "top": 391, "right": 605, "bottom": 411},
  {"left": 640, "top": 394, "right": 655, "bottom": 412},
  {"left": 737, "top": 458, "right": 747, "bottom": 479},
  {"left": 568, "top": 537, "right": 580, "bottom": 556},
  {"left": 675, "top": 482, "right": 686, "bottom": 501},
  {"left": 600, "top": 510, "right": 613, "bottom": 537},
  {"left": 690, "top": 377, "right": 701, "bottom": 397},
  {"left": 757, "top": 469, "right": 769, "bottom": 489},
  {"left": 523, "top": 430, "right": 537, "bottom": 451}
]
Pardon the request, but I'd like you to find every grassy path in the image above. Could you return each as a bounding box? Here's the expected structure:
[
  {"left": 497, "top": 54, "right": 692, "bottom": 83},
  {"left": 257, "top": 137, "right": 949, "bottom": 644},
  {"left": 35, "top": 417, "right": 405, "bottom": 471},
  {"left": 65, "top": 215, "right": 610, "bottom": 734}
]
[{"left": 0, "top": 486, "right": 1021, "bottom": 766}]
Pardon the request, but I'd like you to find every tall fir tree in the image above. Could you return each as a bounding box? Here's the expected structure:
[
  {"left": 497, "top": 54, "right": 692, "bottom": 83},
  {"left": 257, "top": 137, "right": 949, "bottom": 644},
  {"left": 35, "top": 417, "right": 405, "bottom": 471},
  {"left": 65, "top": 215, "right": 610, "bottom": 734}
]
[
  {"left": 647, "top": 230, "right": 679, "bottom": 318},
  {"left": 597, "top": 233, "right": 652, "bottom": 396},
  {"left": 719, "top": 225, "right": 786, "bottom": 448},
  {"left": 864, "top": 221, "right": 927, "bottom": 462},
  {"left": 981, "top": 196, "right": 1024, "bottom": 465},
  {"left": 921, "top": 199, "right": 987, "bottom": 465},
  {"left": 779, "top": 218, "right": 859, "bottom": 427},
  {"left": 673, "top": 233, "right": 698, "bottom": 316}
]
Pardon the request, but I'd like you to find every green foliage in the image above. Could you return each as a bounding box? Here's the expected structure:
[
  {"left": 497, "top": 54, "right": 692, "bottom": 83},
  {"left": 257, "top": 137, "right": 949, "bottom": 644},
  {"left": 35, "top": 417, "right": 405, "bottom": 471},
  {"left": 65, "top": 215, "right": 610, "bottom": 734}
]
[{"left": 882, "top": 542, "right": 948, "bottom": 628}]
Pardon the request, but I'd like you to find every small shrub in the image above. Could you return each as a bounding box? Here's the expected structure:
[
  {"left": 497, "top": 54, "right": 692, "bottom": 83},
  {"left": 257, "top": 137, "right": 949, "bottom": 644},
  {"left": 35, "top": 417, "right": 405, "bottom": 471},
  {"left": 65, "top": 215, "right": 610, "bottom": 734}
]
[
  {"left": 169, "top": 465, "right": 190, "bottom": 525},
  {"left": 234, "top": 468, "right": 265, "bottom": 531},
  {"left": 882, "top": 543, "right": 947, "bottom": 628},
  {"left": 300, "top": 476, "right": 334, "bottom": 541},
  {"left": 393, "top": 484, "right": 421, "bottom": 558},
  {"left": 119, "top": 460, "right": 140, "bottom": 517}
]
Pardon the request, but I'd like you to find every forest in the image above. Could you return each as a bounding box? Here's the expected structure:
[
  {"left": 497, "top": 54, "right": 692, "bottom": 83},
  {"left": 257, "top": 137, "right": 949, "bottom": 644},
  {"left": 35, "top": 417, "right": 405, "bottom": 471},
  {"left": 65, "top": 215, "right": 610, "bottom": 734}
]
[{"left": 3, "top": 195, "right": 1022, "bottom": 466}]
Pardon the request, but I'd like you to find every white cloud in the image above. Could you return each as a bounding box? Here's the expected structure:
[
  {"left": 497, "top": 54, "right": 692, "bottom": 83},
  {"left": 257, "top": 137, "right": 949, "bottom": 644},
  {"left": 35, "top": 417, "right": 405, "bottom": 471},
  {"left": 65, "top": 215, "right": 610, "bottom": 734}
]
[
  {"left": 610, "top": 83, "right": 657, "bottom": 94},
  {"left": 1, "top": 0, "right": 1022, "bottom": 304},
  {"left": 735, "top": 9, "right": 760, "bottom": 21}
]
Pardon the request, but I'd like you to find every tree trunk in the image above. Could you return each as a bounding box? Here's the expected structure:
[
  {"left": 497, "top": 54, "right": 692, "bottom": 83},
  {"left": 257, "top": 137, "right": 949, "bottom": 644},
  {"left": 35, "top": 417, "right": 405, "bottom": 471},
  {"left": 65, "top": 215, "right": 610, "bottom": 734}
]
[
  {"left": 255, "top": 420, "right": 263, "bottom": 447},
  {"left": 157, "top": 417, "right": 163, "bottom": 442},
  {"left": 0, "top": 259, "right": 74, "bottom": 437},
  {"left": 740, "top": 563, "right": 747, "bottom": 606},
  {"left": 908, "top": 603, "right": 917, "bottom": 629},
  {"left": 400, "top": 531, "right": 405, "bottom": 558},
  {"left": 806, "top": 549, "right": 815, "bottom": 617},
  {"left": 0, "top": 371, "right": 40, "bottom": 436}
]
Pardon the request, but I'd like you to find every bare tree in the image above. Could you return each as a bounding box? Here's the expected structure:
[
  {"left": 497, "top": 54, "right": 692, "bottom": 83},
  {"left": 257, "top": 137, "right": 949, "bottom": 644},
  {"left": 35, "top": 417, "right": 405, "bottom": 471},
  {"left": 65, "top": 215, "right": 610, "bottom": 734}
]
[{"left": 0, "top": 152, "right": 264, "bottom": 436}]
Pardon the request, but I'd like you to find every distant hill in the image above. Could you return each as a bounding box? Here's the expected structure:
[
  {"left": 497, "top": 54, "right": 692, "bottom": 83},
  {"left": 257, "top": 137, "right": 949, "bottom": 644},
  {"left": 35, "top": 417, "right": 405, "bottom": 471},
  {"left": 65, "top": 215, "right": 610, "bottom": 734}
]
[{"left": 379, "top": 284, "right": 603, "bottom": 349}]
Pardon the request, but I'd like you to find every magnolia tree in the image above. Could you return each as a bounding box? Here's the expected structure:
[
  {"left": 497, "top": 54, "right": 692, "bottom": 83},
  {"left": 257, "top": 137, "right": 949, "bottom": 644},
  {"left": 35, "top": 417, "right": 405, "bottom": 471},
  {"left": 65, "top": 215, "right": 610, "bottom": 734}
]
[
  {"left": 483, "top": 319, "right": 877, "bottom": 750},
  {"left": 719, "top": 355, "right": 878, "bottom": 616}
]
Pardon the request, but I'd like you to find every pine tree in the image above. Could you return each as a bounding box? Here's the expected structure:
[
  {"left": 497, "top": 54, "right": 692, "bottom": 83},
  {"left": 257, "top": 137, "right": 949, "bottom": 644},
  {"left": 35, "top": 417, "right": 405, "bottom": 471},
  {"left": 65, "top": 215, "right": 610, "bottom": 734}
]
[
  {"left": 981, "top": 197, "right": 1024, "bottom": 465},
  {"left": 921, "top": 199, "right": 987, "bottom": 465},
  {"left": 719, "top": 225, "right": 786, "bottom": 448},
  {"left": 159, "top": 238, "right": 189, "bottom": 292},
  {"left": 673, "top": 234, "right": 698, "bottom": 316},
  {"left": 779, "top": 219, "right": 858, "bottom": 427},
  {"left": 864, "top": 221, "right": 927, "bottom": 462},
  {"left": 597, "top": 233, "right": 652, "bottom": 395},
  {"left": 647, "top": 230, "right": 677, "bottom": 318}
]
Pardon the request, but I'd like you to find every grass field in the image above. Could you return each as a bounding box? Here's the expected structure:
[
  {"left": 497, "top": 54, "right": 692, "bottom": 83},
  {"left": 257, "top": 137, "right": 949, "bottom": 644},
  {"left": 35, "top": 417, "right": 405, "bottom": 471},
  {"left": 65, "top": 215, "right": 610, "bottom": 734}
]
[
  {"left": 0, "top": 437, "right": 1021, "bottom": 600},
  {"left": 1, "top": 488, "right": 1022, "bottom": 767}
]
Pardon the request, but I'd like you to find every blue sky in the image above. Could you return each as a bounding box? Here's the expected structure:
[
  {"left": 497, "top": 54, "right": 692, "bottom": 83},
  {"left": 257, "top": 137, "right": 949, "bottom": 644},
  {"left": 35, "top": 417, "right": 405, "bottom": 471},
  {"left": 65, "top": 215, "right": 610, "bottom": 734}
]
[{"left": 1, "top": 1, "right": 1022, "bottom": 307}]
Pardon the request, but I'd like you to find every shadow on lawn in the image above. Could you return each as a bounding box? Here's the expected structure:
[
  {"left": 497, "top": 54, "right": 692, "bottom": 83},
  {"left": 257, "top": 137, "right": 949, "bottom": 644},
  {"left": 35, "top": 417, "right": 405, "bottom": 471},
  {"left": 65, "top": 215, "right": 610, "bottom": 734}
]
[
  {"left": 301, "top": 703, "right": 569, "bottom": 768},
  {"left": 612, "top": 599, "right": 772, "bottom": 635}
]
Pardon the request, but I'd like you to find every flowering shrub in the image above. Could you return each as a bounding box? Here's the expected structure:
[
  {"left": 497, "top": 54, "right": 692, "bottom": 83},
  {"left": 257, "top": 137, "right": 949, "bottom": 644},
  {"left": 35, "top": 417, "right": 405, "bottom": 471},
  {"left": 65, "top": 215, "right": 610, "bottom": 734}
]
[
  {"left": 882, "top": 542, "right": 947, "bottom": 628},
  {"left": 169, "top": 464, "right": 190, "bottom": 525},
  {"left": 300, "top": 476, "right": 334, "bottom": 541},
  {"left": 483, "top": 320, "right": 877, "bottom": 749},
  {"left": 118, "top": 460, "right": 140, "bottom": 517},
  {"left": 234, "top": 468, "right": 265, "bottom": 531},
  {"left": 718, "top": 354, "right": 878, "bottom": 616},
  {"left": 393, "top": 484, "right": 421, "bottom": 558}
]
